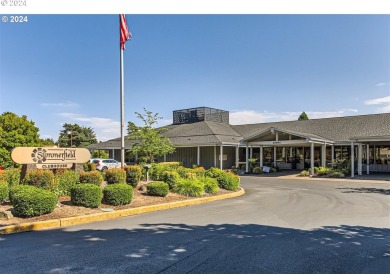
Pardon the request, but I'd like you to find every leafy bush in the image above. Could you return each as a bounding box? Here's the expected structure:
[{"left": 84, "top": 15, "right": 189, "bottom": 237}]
[
  {"left": 270, "top": 168, "right": 277, "bottom": 173},
  {"left": 158, "top": 162, "right": 182, "bottom": 169},
  {"left": 199, "top": 177, "right": 219, "bottom": 194},
  {"left": 205, "top": 167, "right": 224, "bottom": 179},
  {"left": 56, "top": 170, "right": 80, "bottom": 196},
  {"left": 328, "top": 171, "right": 345, "bottom": 178},
  {"left": 23, "top": 169, "right": 58, "bottom": 193},
  {"left": 317, "top": 166, "right": 332, "bottom": 176},
  {"left": 162, "top": 171, "right": 180, "bottom": 189},
  {"left": 173, "top": 178, "right": 204, "bottom": 197},
  {"left": 11, "top": 185, "right": 57, "bottom": 217},
  {"left": 0, "top": 168, "right": 20, "bottom": 188},
  {"left": 71, "top": 184, "right": 102, "bottom": 208},
  {"left": 147, "top": 182, "right": 169, "bottom": 197},
  {"left": 79, "top": 171, "right": 103, "bottom": 186},
  {"left": 192, "top": 167, "right": 206, "bottom": 178},
  {"left": 299, "top": 170, "right": 310, "bottom": 177},
  {"left": 83, "top": 162, "right": 96, "bottom": 172},
  {"left": 105, "top": 168, "right": 126, "bottom": 184},
  {"left": 0, "top": 182, "right": 9, "bottom": 202},
  {"left": 217, "top": 172, "right": 240, "bottom": 191},
  {"left": 103, "top": 184, "right": 133, "bottom": 205},
  {"left": 124, "top": 165, "right": 142, "bottom": 187},
  {"left": 177, "top": 167, "right": 196, "bottom": 179},
  {"left": 252, "top": 167, "right": 263, "bottom": 174}
]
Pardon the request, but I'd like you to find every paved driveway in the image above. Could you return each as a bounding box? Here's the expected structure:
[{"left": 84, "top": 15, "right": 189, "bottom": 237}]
[{"left": 1, "top": 177, "right": 389, "bottom": 273}]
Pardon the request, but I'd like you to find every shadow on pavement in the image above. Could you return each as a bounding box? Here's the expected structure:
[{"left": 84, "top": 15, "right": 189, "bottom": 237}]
[
  {"left": 1, "top": 223, "right": 389, "bottom": 273},
  {"left": 338, "top": 187, "right": 390, "bottom": 195}
]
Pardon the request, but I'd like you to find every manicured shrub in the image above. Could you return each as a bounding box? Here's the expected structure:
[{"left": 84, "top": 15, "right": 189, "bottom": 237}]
[
  {"left": 56, "top": 170, "right": 80, "bottom": 196},
  {"left": 0, "top": 168, "right": 21, "bottom": 188},
  {"left": 162, "top": 171, "right": 180, "bottom": 189},
  {"left": 124, "top": 165, "right": 142, "bottom": 187},
  {"left": 199, "top": 177, "right": 219, "bottom": 194},
  {"left": 79, "top": 171, "right": 103, "bottom": 186},
  {"left": 177, "top": 167, "right": 196, "bottom": 179},
  {"left": 71, "top": 184, "right": 102, "bottom": 208},
  {"left": 158, "top": 162, "right": 182, "bottom": 169},
  {"left": 0, "top": 182, "right": 9, "bottom": 202},
  {"left": 328, "top": 171, "right": 345, "bottom": 178},
  {"left": 83, "top": 162, "right": 96, "bottom": 172},
  {"left": 105, "top": 168, "right": 126, "bottom": 184},
  {"left": 147, "top": 182, "right": 169, "bottom": 197},
  {"left": 205, "top": 167, "right": 224, "bottom": 179},
  {"left": 173, "top": 178, "right": 204, "bottom": 197},
  {"left": 11, "top": 185, "right": 57, "bottom": 217},
  {"left": 299, "top": 170, "right": 310, "bottom": 177},
  {"left": 23, "top": 169, "right": 58, "bottom": 193},
  {"left": 148, "top": 164, "right": 166, "bottom": 181},
  {"left": 217, "top": 172, "right": 240, "bottom": 191},
  {"left": 253, "top": 167, "right": 263, "bottom": 174},
  {"left": 317, "top": 166, "right": 332, "bottom": 176},
  {"left": 103, "top": 184, "right": 133, "bottom": 205},
  {"left": 192, "top": 167, "right": 206, "bottom": 178},
  {"left": 149, "top": 162, "right": 182, "bottom": 181}
]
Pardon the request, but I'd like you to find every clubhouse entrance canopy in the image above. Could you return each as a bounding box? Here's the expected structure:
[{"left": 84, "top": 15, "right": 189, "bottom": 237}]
[{"left": 88, "top": 107, "right": 390, "bottom": 177}]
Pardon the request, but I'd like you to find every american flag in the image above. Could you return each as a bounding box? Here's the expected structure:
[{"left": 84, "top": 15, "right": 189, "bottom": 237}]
[{"left": 120, "top": 14, "right": 131, "bottom": 50}]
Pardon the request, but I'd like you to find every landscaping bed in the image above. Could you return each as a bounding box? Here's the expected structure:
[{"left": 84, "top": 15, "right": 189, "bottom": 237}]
[
  {"left": 0, "top": 163, "right": 241, "bottom": 229},
  {"left": 0, "top": 187, "right": 234, "bottom": 227}
]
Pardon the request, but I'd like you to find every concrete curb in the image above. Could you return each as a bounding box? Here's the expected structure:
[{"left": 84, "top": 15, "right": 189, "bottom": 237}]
[
  {"left": 277, "top": 175, "right": 390, "bottom": 184},
  {"left": 0, "top": 188, "right": 245, "bottom": 235}
]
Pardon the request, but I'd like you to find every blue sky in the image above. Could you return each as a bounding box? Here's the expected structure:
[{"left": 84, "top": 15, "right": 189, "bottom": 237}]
[{"left": 1, "top": 15, "right": 389, "bottom": 142}]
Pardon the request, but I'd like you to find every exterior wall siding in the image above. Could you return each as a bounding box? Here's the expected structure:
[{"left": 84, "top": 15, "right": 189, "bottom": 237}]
[{"left": 166, "top": 147, "right": 197, "bottom": 168}]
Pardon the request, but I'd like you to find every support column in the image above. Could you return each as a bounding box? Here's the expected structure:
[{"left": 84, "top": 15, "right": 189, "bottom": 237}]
[
  {"left": 366, "top": 144, "right": 370, "bottom": 175},
  {"left": 250, "top": 146, "right": 253, "bottom": 160},
  {"left": 245, "top": 145, "right": 249, "bottom": 173},
  {"left": 331, "top": 146, "right": 334, "bottom": 168},
  {"left": 351, "top": 142, "right": 355, "bottom": 178},
  {"left": 260, "top": 146, "right": 263, "bottom": 167},
  {"left": 197, "top": 146, "right": 200, "bottom": 166},
  {"left": 164, "top": 154, "right": 166, "bottom": 162},
  {"left": 235, "top": 145, "right": 239, "bottom": 168},
  {"left": 214, "top": 146, "right": 217, "bottom": 168},
  {"left": 273, "top": 147, "right": 277, "bottom": 168},
  {"left": 220, "top": 145, "right": 223, "bottom": 170},
  {"left": 321, "top": 144, "right": 326, "bottom": 167},
  {"left": 112, "top": 149, "right": 115, "bottom": 160},
  {"left": 358, "top": 144, "right": 362, "bottom": 176},
  {"left": 310, "top": 143, "right": 314, "bottom": 176},
  {"left": 135, "top": 152, "right": 138, "bottom": 162}
]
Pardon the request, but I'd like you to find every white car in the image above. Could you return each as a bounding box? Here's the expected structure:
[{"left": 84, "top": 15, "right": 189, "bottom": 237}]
[{"left": 90, "top": 158, "right": 126, "bottom": 171}]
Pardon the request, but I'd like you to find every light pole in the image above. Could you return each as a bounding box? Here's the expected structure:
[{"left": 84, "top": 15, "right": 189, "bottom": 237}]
[{"left": 67, "top": 130, "right": 73, "bottom": 147}]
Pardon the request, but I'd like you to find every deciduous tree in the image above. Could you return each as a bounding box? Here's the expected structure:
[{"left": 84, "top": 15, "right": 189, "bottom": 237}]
[
  {"left": 127, "top": 108, "right": 175, "bottom": 163},
  {"left": 0, "top": 112, "right": 41, "bottom": 168}
]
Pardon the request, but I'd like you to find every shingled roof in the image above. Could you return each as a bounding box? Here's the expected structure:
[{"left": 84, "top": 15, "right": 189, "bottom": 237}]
[
  {"left": 232, "top": 113, "right": 390, "bottom": 143},
  {"left": 88, "top": 113, "right": 390, "bottom": 149}
]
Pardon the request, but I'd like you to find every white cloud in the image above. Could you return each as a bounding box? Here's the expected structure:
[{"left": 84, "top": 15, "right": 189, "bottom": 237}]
[
  {"left": 375, "top": 83, "right": 390, "bottom": 87},
  {"left": 364, "top": 96, "right": 390, "bottom": 113},
  {"left": 41, "top": 101, "right": 79, "bottom": 108},
  {"left": 58, "top": 113, "right": 120, "bottom": 142},
  {"left": 230, "top": 109, "right": 359, "bottom": 125}
]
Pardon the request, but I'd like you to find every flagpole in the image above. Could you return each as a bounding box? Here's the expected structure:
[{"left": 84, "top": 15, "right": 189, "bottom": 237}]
[{"left": 120, "top": 17, "right": 125, "bottom": 168}]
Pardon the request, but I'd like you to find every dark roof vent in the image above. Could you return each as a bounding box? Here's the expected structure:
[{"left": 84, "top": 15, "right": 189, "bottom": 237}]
[{"left": 173, "top": 107, "right": 229, "bottom": 125}]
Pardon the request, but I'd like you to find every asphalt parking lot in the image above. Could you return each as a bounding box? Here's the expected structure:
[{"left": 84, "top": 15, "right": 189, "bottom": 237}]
[{"left": 1, "top": 176, "right": 389, "bottom": 273}]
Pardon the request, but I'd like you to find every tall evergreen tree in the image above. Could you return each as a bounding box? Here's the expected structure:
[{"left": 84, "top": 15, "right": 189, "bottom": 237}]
[
  {"left": 58, "top": 123, "right": 97, "bottom": 148},
  {"left": 298, "top": 111, "right": 309, "bottom": 120}
]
